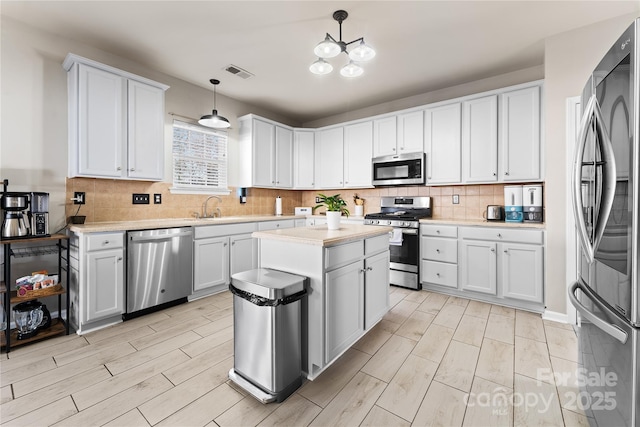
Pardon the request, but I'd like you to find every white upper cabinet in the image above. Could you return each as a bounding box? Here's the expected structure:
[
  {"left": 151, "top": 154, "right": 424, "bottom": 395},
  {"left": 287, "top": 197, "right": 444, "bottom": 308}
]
[
  {"left": 462, "top": 95, "right": 499, "bottom": 183},
  {"left": 397, "top": 110, "right": 424, "bottom": 154},
  {"left": 344, "top": 121, "right": 373, "bottom": 188},
  {"left": 64, "top": 54, "right": 168, "bottom": 181},
  {"left": 293, "top": 130, "right": 315, "bottom": 189},
  {"left": 499, "top": 86, "right": 541, "bottom": 181},
  {"left": 372, "top": 116, "right": 397, "bottom": 157},
  {"left": 238, "top": 115, "right": 293, "bottom": 189},
  {"left": 373, "top": 111, "right": 424, "bottom": 158},
  {"left": 275, "top": 125, "right": 293, "bottom": 187},
  {"left": 315, "top": 127, "right": 344, "bottom": 189},
  {"left": 425, "top": 103, "right": 461, "bottom": 184}
]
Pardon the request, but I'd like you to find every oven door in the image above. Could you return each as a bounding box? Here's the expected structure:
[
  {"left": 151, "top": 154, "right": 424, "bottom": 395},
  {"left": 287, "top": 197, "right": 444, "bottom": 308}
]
[{"left": 389, "top": 228, "right": 420, "bottom": 289}]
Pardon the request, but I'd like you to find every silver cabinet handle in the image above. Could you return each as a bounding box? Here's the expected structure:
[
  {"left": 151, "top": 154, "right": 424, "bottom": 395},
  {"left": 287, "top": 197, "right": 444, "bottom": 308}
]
[
  {"left": 117, "top": 167, "right": 122, "bottom": 171},
  {"left": 436, "top": 273, "right": 440, "bottom": 277},
  {"left": 497, "top": 234, "right": 502, "bottom": 238},
  {"left": 103, "top": 240, "right": 110, "bottom": 245},
  {"left": 493, "top": 172, "right": 496, "bottom": 176},
  {"left": 504, "top": 250, "right": 508, "bottom": 254},
  {"left": 130, "top": 168, "right": 135, "bottom": 171},
  {"left": 436, "top": 249, "right": 440, "bottom": 253},
  {"left": 436, "top": 230, "right": 440, "bottom": 234},
  {"left": 504, "top": 172, "right": 509, "bottom": 176},
  {"left": 223, "top": 242, "right": 227, "bottom": 247},
  {"left": 117, "top": 257, "right": 123, "bottom": 261},
  {"left": 490, "top": 248, "right": 495, "bottom": 253}
]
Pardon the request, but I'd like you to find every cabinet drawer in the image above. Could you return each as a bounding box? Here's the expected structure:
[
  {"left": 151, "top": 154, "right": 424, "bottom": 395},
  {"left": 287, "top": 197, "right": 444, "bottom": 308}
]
[
  {"left": 459, "top": 227, "right": 543, "bottom": 244},
  {"left": 325, "top": 240, "right": 364, "bottom": 270},
  {"left": 420, "top": 224, "right": 458, "bottom": 238},
  {"left": 421, "top": 260, "right": 458, "bottom": 288},
  {"left": 195, "top": 222, "right": 257, "bottom": 239},
  {"left": 421, "top": 237, "right": 458, "bottom": 263},
  {"left": 86, "top": 232, "right": 124, "bottom": 251},
  {"left": 365, "top": 234, "right": 389, "bottom": 256},
  {"left": 258, "top": 219, "right": 295, "bottom": 231}
]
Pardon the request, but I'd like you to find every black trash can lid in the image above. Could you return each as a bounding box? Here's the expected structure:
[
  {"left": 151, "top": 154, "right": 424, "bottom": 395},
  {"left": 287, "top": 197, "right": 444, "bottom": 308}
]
[{"left": 231, "top": 268, "right": 306, "bottom": 300}]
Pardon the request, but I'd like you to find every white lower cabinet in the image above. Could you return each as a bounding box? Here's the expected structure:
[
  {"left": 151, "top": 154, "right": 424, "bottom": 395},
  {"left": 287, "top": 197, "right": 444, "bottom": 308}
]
[
  {"left": 420, "top": 224, "right": 545, "bottom": 311},
  {"left": 325, "top": 261, "right": 364, "bottom": 362},
  {"left": 324, "top": 236, "right": 389, "bottom": 362},
  {"left": 459, "top": 240, "right": 497, "bottom": 295},
  {"left": 193, "top": 223, "right": 257, "bottom": 297},
  {"left": 193, "top": 236, "right": 229, "bottom": 292},
  {"left": 70, "top": 231, "right": 125, "bottom": 333}
]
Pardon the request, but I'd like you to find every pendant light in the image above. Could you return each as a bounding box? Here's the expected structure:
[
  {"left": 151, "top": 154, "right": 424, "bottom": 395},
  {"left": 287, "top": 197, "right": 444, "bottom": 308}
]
[{"left": 199, "top": 79, "right": 230, "bottom": 129}]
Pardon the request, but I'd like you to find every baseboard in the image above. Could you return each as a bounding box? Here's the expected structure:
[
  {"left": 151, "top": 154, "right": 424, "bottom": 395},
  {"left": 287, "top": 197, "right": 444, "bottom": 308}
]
[{"left": 542, "top": 309, "right": 570, "bottom": 324}]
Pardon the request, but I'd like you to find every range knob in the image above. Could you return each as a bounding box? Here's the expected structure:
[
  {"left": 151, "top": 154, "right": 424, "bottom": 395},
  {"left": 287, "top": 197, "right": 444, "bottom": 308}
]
[
  {"left": 387, "top": 220, "right": 393, "bottom": 226},
  {"left": 403, "top": 222, "right": 410, "bottom": 227}
]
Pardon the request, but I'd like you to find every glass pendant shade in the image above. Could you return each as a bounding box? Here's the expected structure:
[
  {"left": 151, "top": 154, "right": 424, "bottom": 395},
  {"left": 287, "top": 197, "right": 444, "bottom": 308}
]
[
  {"left": 199, "top": 110, "right": 230, "bottom": 129},
  {"left": 314, "top": 35, "right": 341, "bottom": 58},
  {"left": 349, "top": 40, "right": 376, "bottom": 62},
  {"left": 340, "top": 61, "right": 364, "bottom": 78},
  {"left": 309, "top": 58, "right": 333, "bottom": 75}
]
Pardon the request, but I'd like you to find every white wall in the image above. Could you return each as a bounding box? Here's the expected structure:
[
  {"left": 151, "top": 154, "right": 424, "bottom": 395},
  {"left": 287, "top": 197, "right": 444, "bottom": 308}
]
[
  {"left": 543, "top": 12, "right": 639, "bottom": 314},
  {"left": 0, "top": 17, "right": 298, "bottom": 232}
]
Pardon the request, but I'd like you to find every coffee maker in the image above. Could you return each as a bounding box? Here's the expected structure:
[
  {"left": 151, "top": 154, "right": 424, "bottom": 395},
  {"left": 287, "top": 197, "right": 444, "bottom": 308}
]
[
  {"left": 29, "top": 192, "right": 50, "bottom": 237},
  {"left": 522, "top": 185, "right": 543, "bottom": 223},
  {"left": 1, "top": 180, "right": 30, "bottom": 239}
]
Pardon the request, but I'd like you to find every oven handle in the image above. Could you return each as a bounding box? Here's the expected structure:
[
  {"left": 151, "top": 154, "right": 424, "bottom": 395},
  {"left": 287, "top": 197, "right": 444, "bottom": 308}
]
[{"left": 390, "top": 228, "right": 418, "bottom": 235}]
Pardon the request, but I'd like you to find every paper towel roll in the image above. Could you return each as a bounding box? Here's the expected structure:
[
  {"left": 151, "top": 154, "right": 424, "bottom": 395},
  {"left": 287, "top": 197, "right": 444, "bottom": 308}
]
[{"left": 275, "top": 196, "right": 282, "bottom": 216}]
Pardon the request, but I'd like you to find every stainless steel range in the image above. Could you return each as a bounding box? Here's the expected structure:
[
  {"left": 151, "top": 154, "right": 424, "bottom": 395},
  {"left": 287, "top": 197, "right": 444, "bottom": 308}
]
[{"left": 365, "top": 196, "right": 431, "bottom": 290}]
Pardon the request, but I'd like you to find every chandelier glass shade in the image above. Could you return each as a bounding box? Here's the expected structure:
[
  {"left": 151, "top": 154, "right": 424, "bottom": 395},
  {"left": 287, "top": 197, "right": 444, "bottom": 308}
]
[
  {"left": 199, "top": 79, "right": 230, "bottom": 129},
  {"left": 310, "top": 10, "right": 375, "bottom": 78}
]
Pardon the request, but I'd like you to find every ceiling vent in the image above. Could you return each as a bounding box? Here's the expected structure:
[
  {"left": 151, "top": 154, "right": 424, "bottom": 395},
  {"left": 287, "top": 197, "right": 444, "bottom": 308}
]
[{"left": 224, "top": 64, "right": 254, "bottom": 80}]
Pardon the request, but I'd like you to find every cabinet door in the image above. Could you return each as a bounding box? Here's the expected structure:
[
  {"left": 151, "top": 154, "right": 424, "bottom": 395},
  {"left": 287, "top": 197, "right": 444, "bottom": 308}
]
[
  {"left": 425, "top": 103, "right": 461, "bottom": 184},
  {"left": 127, "top": 80, "right": 165, "bottom": 180},
  {"left": 77, "top": 64, "right": 126, "bottom": 178},
  {"left": 193, "top": 237, "right": 229, "bottom": 292},
  {"left": 275, "top": 126, "right": 293, "bottom": 188},
  {"left": 463, "top": 95, "right": 498, "bottom": 183},
  {"left": 86, "top": 248, "right": 124, "bottom": 322},
  {"left": 364, "top": 251, "right": 389, "bottom": 329},
  {"left": 501, "top": 243, "right": 543, "bottom": 303},
  {"left": 252, "top": 119, "right": 275, "bottom": 187},
  {"left": 459, "top": 240, "right": 497, "bottom": 295},
  {"left": 230, "top": 233, "right": 258, "bottom": 277},
  {"left": 344, "top": 121, "right": 373, "bottom": 188},
  {"left": 397, "top": 110, "right": 424, "bottom": 153},
  {"left": 372, "top": 116, "right": 397, "bottom": 157},
  {"left": 315, "top": 127, "right": 344, "bottom": 188},
  {"left": 293, "top": 130, "right": 315, "bottom": 188},
  {"left": 325, "top": 261, "right": 364, "bottom": 362},
  {"left": 500, "top": 86, "right": 541, "bottom": 181}
]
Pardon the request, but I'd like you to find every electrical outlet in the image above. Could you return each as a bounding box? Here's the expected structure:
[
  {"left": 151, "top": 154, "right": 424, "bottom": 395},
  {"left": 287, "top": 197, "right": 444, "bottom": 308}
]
[
  {"left": 154, "top": 194, "right": 162, "bottom": 204},
  {"left": 452, "top": 194, "right": 460, "bottom": 204},
  {"left": 315, "top": 197, "right": 321, "bottom": 203},
  {"left": 132, "top": 193, "right": 150, "bottom": 204},
  {"left": 73, "top": 192, "right": 85, "bottom": 205}
]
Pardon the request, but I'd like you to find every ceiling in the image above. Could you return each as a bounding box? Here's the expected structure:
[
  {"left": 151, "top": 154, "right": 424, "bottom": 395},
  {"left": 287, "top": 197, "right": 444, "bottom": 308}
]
[{"left": 2, "top": 1, "right": 638, "bottom": 124}]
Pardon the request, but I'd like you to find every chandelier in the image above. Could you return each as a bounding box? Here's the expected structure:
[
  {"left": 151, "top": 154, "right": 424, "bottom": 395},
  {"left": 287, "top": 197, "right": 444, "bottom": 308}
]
[{"left": 309, "top": 10, "right": 376, "bottom": 78}]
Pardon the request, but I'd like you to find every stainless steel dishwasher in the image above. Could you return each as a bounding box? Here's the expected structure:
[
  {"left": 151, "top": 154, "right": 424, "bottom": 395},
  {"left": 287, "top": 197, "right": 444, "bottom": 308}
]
[{"left": 126, "top": 227, "right": 193, "bottom": 316}]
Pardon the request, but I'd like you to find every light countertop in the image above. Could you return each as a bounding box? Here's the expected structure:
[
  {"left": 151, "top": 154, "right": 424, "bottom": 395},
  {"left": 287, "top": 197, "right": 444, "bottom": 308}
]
[
  {"left": 68, "top": 215, "right": 304, "bottom": 233},
  {"left": 252, "top": 224, "right": 393, "bottom": 247},
  {"left": 420, "top": 218, "right": 545, "bottom": 229}
]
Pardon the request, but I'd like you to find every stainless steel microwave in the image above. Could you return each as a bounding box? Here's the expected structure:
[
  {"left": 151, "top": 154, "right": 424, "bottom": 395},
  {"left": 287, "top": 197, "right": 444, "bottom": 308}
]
[{"left": 372, "top": 152, "right": 425, "bottom": 186}]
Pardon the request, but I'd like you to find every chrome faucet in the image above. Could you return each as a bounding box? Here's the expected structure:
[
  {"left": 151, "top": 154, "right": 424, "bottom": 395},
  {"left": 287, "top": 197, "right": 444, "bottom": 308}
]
[{"left": 202, "top": 195, "right": 222, "bottom": 218}]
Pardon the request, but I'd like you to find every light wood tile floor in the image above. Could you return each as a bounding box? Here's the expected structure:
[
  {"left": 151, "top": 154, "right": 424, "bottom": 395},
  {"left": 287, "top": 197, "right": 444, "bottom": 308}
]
[{"left": 0, "top": 288, "right": 588, "bottom": 426}]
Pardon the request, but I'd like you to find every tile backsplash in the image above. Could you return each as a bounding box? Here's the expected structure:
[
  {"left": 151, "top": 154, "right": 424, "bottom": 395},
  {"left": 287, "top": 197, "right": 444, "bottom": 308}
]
[{"left": 66, "top": 178, "right": 543, "bottom": 223}]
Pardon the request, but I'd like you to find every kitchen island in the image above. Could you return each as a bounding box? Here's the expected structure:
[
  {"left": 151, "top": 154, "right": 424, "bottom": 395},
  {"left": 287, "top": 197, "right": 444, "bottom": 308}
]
[{"left": 253, "top": 224, "right": 392, "bottom": 380}]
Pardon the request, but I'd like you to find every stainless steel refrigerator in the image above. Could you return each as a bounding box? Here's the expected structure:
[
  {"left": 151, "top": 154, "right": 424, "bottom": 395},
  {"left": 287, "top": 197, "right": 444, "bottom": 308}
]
[{"left": 570, "top": 18, "right": 639, "bottom": 427}]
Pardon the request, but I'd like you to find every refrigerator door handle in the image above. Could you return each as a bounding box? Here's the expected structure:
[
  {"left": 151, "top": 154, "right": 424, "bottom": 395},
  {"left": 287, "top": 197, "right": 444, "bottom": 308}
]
[
  {"left": 571, "top": 95, "right": 617, "bottom": 264},
  {"left": 569, "top": 281, "right": 628, "bottom": 344}
]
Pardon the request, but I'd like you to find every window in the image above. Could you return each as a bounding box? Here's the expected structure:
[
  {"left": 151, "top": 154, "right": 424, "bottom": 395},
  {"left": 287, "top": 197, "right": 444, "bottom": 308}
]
[{"left": 171, "top": 120, "right": 229, "bottom": 194}]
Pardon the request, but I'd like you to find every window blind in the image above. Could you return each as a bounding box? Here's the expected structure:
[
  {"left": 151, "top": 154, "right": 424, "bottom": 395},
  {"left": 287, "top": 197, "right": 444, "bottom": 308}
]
[{"left": 172, "top": 120, "right": 229, "bottom": 193}]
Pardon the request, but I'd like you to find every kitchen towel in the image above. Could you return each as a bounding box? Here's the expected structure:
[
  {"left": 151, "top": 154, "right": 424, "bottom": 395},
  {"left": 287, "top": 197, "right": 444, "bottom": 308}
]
[
  {"left": 389, "top": 229, "right": 403, "bottom": 246},
  {"left": 275, "top": 196, "right": 282, "bottom": 216}
]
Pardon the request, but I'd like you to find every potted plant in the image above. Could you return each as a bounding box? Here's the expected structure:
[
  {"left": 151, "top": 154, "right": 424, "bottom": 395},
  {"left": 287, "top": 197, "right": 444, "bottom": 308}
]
[{"left": 314, "top": 193, "right": 349, "bottom": 230}]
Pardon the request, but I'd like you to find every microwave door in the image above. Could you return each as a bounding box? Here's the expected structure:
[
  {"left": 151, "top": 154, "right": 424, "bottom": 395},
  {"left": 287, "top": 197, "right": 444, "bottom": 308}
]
[{"left": 573, "top": 95, "right": 617, "bottom": 264}]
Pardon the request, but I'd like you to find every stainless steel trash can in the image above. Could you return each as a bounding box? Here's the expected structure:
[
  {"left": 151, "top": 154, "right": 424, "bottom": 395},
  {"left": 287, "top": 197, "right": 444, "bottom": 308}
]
[{"left": 228, "top": 268, "right": 307, "bottom": 403}]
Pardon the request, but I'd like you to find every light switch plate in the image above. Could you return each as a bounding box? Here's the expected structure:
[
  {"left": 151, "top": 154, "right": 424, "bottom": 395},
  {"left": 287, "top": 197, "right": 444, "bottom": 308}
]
[{"left": 452, "top": 194, "right": 459, "bottom": 204}]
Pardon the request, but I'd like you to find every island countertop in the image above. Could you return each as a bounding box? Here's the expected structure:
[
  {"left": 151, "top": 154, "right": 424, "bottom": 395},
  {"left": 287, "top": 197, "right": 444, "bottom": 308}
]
[{"left": 252, "top": 223, "right": 393, "bottom": 247}]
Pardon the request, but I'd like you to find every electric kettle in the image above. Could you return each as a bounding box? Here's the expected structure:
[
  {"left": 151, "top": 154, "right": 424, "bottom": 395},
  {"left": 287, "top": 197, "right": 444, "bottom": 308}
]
[{"left": 13, "top": 300, "right": 51, "bottom": 340}]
